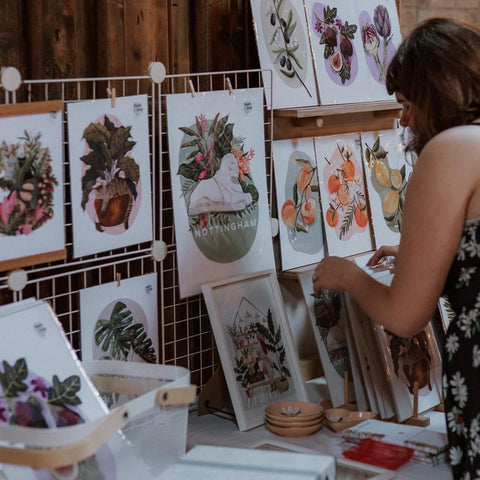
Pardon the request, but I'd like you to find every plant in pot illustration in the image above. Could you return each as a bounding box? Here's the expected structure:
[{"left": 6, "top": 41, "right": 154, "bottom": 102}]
[
  {"left": 364, "top": 137, "right": 408, "bottom": 233},
  {"left": 312, "top": 5, "right": 358, "bottom": 84},
  {"left": 177, "top": 113, "right": 259, "bottom": 263},
  {"left": 227, "top": 299, "right": 291, "bottom": 398},
  {"left": 0, "top": 357, "right": 113, "bottom": 478},
  {"left": 80, "top": 115, "right": 140, "bottom": 233},
  {"left": 261, "top": 0, "right": 313, "bottom": 97},
  {"left": 280, "top": 158, "right": 319, "bottom": 241},
  {"left": 323, "top": 141, "right": 368, "bottom": 240},
  {"left": 0, "top": 131, "right": 58, "bottom": 236},
  {"left": 94, "top": 300, "right": 157, "bottom": 363}
]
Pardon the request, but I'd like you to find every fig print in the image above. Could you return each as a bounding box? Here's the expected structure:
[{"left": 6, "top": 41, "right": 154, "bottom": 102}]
[
  {"left": 177, "top": 112, "right": 259, "bottom": 263},
  {"left": 0, "top": 131, "right": 58, "bottom": 236},
  {"left": 311, "top": 3, "right": 359, "bottom": 86},
  {"left": 80, "top": 114, "right": 141, "bottom": 234},
  {"left": 359, "top": 4, "right": 398, "bottom": 84},
  {"left": 259, "top": 0, "right": 313, "bottom": 97}
]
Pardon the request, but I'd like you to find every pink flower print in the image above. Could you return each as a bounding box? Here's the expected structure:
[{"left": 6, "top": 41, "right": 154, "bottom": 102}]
[
  {"left": 31, "top": 376, "right": 49, "bottom": 398},
  {"left": 198, "top": 168, "right": 207, "bottom": 180},
  {"left": 198, "top": 114, "right": 209, "bottom": 132},
  {"left": 0, "top": 190, "right": 18, "bottom": 227},
  {"left": 194, "top": 152, "right": 205, "bottom": 164},
  {"left": 34, "top": 206, "right": 48, "bottom": 224},
  {"left": 16, "top": 223, "right": 33, "bottom": 235}
]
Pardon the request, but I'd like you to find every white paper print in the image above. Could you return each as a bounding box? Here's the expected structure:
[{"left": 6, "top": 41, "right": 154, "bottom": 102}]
[
  {"left": 250, "top": 0, "right": 319, "bottom": 109},
  {"left": 361, "top": 128, "right": 413, "bottom": 248},
  {"left": 305, "top": 0, "right": 372, "bottom": 104},
  {"left": 67, "top": 95, "right": 153, "bottom": 258},
  {"left": 315, "top": 133, "right": 373, "bottom": 258},
  {"left": 166, "top": 88, "right": 275, "bottom": 298},
  {"left": 80, "top": 273, "right": 158, "bottom": 364},
  {"left": 0, "top": 109, "right": 65, "bottom": 263},
  {"left": 273, "top": 137, "right": 325, "bottom": 270}
]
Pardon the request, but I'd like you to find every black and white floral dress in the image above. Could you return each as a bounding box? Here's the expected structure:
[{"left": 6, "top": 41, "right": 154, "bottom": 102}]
[{"left": 443, "top": 216, "right": 480, "bottom": 480}]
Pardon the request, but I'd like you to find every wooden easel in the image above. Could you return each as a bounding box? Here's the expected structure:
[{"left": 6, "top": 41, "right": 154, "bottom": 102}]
[{"left": 404, "top": 381, "right": 430, "bottom": 427}]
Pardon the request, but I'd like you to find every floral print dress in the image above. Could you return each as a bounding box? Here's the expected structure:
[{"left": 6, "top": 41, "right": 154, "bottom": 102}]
[{"left": 443, "top": 216, "right": 480, "bottom": 479}]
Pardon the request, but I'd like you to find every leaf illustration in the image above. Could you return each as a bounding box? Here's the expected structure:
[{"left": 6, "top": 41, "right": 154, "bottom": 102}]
[
  {"left": 48, "top": 374, "right": 81, "bottom": 407},
  {"left": 0, "top": 358, "right": 28, "bottom": 398},
  {"left": 110, "top": 125, "right": 136, "bottom": 161},
  {"left": 129, "top": 323, "right": 157, "bottom": 363},
  {"left": 339, "top": 202, "right": 355, "bottom": 238}
]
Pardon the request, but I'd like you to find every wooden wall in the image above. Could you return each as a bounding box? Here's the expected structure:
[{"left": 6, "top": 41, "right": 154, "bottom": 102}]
[{"left": 0, "top": 0, "right": 258, "bottom": 82}]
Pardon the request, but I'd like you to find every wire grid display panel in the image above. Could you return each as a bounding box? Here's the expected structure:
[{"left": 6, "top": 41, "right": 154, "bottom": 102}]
[{"left": 0, "top": 69, "right": 274, "bottom": 391}]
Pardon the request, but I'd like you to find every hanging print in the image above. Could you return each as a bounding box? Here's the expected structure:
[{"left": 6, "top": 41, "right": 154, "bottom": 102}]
[
  {"left": 166, "top": 88, "right": 275, "bottom": 298},
  {"left": 0, "top": 102, "right": 65, "bottom": 267},
  {"left": 358, "top": 0, "right": 402, "bottom": 100},
  {"left": 67, "top": 95, "right": 153, "bottom": 258},
  {"left": 361, "top": 128, "right": 413, "bottom": 247},
  {"left": 201, "top": 271, "right": 308, "bottom": 431},
  {"left": 272, "top": 137, "right": 326, "bottom": 270},
  {"left": 80, "top": 273, "right": 158, "bottom": 365},
  {"left": 315, "top": 133, "right": 373, "bottom": 257},
  {"left": 250, "top": 0, "right": 319, "bottom": 109},
  {"left": 304, "top": 0, "right": 371, "bottom": 104}
]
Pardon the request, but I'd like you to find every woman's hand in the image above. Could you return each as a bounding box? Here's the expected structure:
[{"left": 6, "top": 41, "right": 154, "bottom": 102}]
[
  {"left": 312, "top": 256, "right": 359, "bottom": 294},
  {"left": 365, "top": 245, "right": 399, "bottom": 267}
]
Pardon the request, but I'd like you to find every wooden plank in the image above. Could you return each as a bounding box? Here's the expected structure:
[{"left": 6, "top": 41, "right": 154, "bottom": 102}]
[
  {"left": 0, "top": 0, "right": 26, "bottom": 76},
  {"left": 0, "top": 250, "right": 67, "bottom": 273},
  {"left": 0, "top": 100, "right": 63, "bottom": 117}
]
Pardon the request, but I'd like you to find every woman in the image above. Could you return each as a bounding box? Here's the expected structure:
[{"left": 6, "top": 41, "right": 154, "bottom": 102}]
[{"left": 312, "top": 18, "right": 480, "bottom": 479}]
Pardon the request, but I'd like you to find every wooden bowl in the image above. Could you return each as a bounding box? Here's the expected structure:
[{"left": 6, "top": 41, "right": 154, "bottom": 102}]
[
  {"left": 264, "top": 418, "right": 323, "bottom": 437},
  {"left": 265, "top": 401, "right": 324, "bottom": 423},
  {"left": 265, "top": 414, "right": 324, "bottom": 428},
  {"left": 325, "top": 408, "right": 376, "bottom": 432}
]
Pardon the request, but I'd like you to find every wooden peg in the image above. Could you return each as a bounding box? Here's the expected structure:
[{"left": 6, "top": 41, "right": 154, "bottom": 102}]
[
  {"left": 342, "top": 371, "right": 356, "bottom": 411},
  {"left": 188, "top": 79, "right": 196, "bottom": 97},
  {"left": 116, "top": 272, "right": 121, "bottom": 287},
  {"left": 107, "top": 87, "right": 116, "bottom": 108},
  {"left": 225, "top": 77, "right": 233, "bottom": 95}
]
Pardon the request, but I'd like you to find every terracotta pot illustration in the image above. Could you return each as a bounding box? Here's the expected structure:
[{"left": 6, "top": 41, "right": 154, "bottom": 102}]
[{"left": 93, "top": 177, "right": 133, "bottom": 229}]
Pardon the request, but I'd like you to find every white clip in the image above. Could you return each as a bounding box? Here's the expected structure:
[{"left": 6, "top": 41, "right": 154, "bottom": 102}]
[
  {"left": 225, "top": 77, "right": 233, "bottom": 95},
  {"left": 107, "top": 87, "right": 116, "bottom": 108},
  {"left": 188, "top": 80, "right": 196, "bottom": 98}
]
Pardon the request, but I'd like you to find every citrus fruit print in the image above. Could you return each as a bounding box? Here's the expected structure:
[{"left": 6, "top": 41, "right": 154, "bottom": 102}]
[{"left": 322, "top": 140, "right": 369, "bottom": 241}]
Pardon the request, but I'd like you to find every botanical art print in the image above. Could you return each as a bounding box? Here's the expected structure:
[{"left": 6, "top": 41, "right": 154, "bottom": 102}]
[
  {"left": 250, "top": 0, "right": 319, "bottom": 108},
  {"left": 361, "top": 129, "right": 412, "bottom": 247},
  {"left": 273, "top": 137, "right": 325, "bottom": 270},
  {"left": 201, "top": 271, "right": 308, "bottom": 431},
  {"left": 166, "top": 88, "right": 275, "bottom": 298},
  {"left": 80, "top": 273, "right": 158, "bottom": 365},
  {"left": 67, "top": 95, "right": 153, "bottom": 258},
  {"left": 311, "top": 4, "right": 358, "bottom": 86},
  {"left": 0, "top": 106, "right": 65, "bottom": 264},
  {"left": 315, "top": 133, "right": 373, "bottom": 257}
]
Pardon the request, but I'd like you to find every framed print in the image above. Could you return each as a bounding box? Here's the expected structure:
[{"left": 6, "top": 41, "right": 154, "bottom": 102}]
[
  {"left": 361, "top": 128, "right": 413, "bottom": 248},
  {"left": 0, "top": 101, "right": 65, "bottom": 270},
  {"left": 67, "top": 94, "right": 153, "bottom": 258},
  {"left": 315, "top": 133, "right": 374, "bottom": 258},
  {"left": 373, "top": 321, "right": 444, "bottom": 422},
  {"left": 250, "top": 0, "right": 319, "bottom": 109},
  {"left": 201, "top": 270, "right": 309, "bottom": 431},
  {"left": 297, "top": 268, "right": 356, "bottom": 407},
  {"left": 80, "top": 273, "right": 158, "bottom": 364},
  {"left": 273, "top": 137, "right": 326, "bottom": 271},
  {"left": 304, "top": 0, "right": 371, "bottom": 105},
  {"left": 166, "top": 88, "right": 275, "bottom": 299}
]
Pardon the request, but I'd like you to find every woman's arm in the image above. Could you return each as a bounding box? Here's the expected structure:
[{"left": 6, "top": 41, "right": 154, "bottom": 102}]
[{"left": 313, "top": 126, "right": 480, "bottom": 337}]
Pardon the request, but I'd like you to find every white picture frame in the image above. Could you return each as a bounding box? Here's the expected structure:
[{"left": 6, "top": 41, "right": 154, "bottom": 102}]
[{"left": 201, "top": 270, "right": 309, "bottom": 431}]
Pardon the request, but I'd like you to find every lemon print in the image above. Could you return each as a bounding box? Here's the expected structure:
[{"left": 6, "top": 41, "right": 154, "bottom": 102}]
[
  {"left": 383, "top": 189, "right": 399, "bottom": 214},
  {"left": 390, "top": 169, "right": 403, "bottom": 189},
  {"left": 374, "top": 160, "right": 390, "bottom": 187}
]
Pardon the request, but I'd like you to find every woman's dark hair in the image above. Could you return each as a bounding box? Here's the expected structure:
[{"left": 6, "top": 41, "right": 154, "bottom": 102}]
[{"left": 386, "top": 18, "right": 480, "bottom": 153}]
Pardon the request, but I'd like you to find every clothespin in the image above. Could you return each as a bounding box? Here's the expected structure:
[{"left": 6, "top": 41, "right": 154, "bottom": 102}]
[
  {"left": 188, "top": 79, "right": 196, "bottom": 98},
  {"left": 107, "top": 87, "right": 116, "bottom": 108},
  {"left": 225, "top": 77, "right": 233, "bottom": 95},
  {"left": 116, "top": 272, "right": 121, "bottom": 287}
]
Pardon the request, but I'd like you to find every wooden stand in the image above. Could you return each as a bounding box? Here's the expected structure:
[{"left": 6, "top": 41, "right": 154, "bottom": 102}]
[{"left": 404, "top": 381, "right": 430, "bottom": 427}]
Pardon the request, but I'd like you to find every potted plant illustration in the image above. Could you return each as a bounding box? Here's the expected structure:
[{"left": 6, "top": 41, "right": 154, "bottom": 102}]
[
  {"left": 80, "top": 115, "right": 140, "bottom": 232},
  {"left": 94, "top": 300, "right": 157, "bottom": 363}
]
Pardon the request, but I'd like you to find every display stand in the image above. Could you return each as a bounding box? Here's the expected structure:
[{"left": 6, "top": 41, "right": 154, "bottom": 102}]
[{"left": 404, "top": 381, "right": 430, "bottom": 427}]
